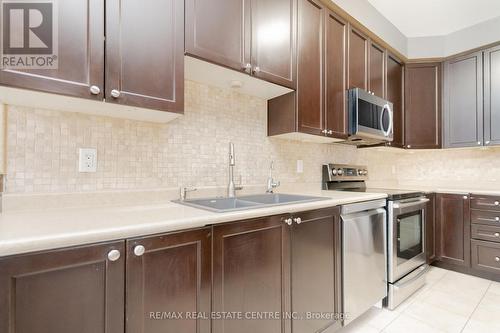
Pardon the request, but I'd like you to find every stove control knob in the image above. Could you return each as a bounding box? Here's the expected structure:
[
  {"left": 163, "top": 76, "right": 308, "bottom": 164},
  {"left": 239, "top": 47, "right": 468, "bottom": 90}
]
[
  {"left": 337, "top": 169, "right": 343, "bottom": 176},
  {"left": 331, "top": 168, "right": 337, "bottom": 176},
  {"left": 363, "top": 170, "right": 368, "bottom": 175},
  {"left": 357, "top": 169, "right": 363, "bottom": 176}
]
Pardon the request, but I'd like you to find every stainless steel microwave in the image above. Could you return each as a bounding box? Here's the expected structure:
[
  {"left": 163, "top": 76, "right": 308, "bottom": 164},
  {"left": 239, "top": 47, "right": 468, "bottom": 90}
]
[{"left": 347, "top": 88, "right": 394, "bottom": 145}]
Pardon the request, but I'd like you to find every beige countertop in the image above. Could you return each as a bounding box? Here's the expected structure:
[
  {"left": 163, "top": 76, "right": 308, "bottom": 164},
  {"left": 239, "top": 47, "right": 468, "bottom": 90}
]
[{"left": 0, "top": 190, "right": 387, "bottom": 257}]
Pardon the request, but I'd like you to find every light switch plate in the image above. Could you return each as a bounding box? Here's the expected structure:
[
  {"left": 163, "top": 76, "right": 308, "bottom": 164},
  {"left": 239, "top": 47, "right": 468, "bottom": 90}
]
[
  {"left": 79, "top": 148, "right": 97, "bottom": 173},
  {"left": 296, "top": 160, "right": 304, "bottom": 173}
]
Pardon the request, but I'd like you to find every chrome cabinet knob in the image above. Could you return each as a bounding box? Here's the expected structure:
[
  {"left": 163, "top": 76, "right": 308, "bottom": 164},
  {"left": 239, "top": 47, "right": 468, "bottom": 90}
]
[
  {"left": 253, "top": 66, "right": 261, "bottom": 73},
  {"left": 495, "top": 201, "right": 499, "bottom": 206},
  {"left": 294, "top": 217, "right": 302, "bottom": 224},
  {"left": 463, "top": 195, "right": 468, "bottom": 200},
  {"left": 107, "top": 249, "right": 121, "bottom": 262},
  {"left": 284, "top": 218, "right": 293, "bottom": 226},
  {"left": 327, "top": 130, "right": 333, "bottom": 135},
  {"left": 110, "top": 89, "right": 121, "bottom": 98},
  {"left": 494, "top": 233, "right": 500, "bottom": 238},
  {"left": 486, "top": 141, "right": 491, "bottom": 145},
  {"left": 495, "top": 217, "right": 500, "bottom": 222},
  {"left": 477, "top": 141, "right": 482, "bottom": 145},
  {"left": 134, "top": 245, "right": 146, "bottom": 256},
  {"left": 406, "top": 145, "right": 411, "bottom": 149},
  {"left": 242, "top": 63, "right": 252, "bottom": 73},
  {"left": 90, "top": 85, "right": 101, "bottom": 95},
  {"left": 321, "top": 129, "right": 328, "bottom": 134},
  {"left": 496, "top": 257, "right": 500, "bottom": 262}
]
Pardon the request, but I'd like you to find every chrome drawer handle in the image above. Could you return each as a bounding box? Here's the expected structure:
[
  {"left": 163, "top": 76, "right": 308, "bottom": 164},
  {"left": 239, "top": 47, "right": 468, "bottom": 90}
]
[
  {"left": 134, "top": 245, "right": 146, "bottom": 256},
  {"left": 107, "top": 249, "right": 121, "bottom": 262}
]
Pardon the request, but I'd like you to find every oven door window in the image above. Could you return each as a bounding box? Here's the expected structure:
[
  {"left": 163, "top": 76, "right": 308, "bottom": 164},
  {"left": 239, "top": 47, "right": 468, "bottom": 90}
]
[{"left": 397, "top": 211, "right": 423, "bottom": 265}]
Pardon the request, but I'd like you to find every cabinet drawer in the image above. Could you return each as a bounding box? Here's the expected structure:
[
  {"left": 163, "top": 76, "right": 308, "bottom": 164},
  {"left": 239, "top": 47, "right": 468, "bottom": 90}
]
[
  {"left": 471, "top": 195, "right": 500, "bottom": 211},
  {"left": 471, "top": 209, "right": 500, "bottom": 226},
  {"left": 471, "top": 240, "right": 500, "bottom": 274},
  {"left": 471, "top": 224, "right": 500, "bottom": 243}
]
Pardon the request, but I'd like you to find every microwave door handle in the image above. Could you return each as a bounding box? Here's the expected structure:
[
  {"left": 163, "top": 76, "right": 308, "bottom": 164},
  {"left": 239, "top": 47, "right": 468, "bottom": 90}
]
[{"left": 380, "top": 104, "right": 393, "bottom": 137}]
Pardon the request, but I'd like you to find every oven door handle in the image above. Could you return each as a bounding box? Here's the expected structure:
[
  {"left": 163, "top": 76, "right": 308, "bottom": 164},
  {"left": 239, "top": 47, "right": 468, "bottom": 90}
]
[
  {"left": 393, "top": 265, "right": 429, "bottom": 290},
  {"left": 393, "top": 198, "right": 429, "bottom": 210}
]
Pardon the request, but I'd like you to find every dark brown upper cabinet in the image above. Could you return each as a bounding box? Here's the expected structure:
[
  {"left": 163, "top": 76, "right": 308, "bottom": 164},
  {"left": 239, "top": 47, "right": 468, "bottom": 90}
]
[
  {"left": 291, "top": 207, "right": 342, "bottom": 333},
  {"left": 369, "top": 41, "right": 386, "bottom": 98},
  {"left": 0, "top": 0, "right": 105, "bottom": 100},
  {"left": 268, "top": 0, "right": 347, "bottom": 141},
  {"left": 106, "top": 0, "right": 184, "bottom": 112},
  {"left": 386, "top": 53, "right": 405, "bottom": 148},
  {"left": 126, "top": 228, "right": 211, "bottom": 333},
  {"left": 436, "top": 193, "right": 471, "bottom": 267},
  {"left": 185, "top": 0, "right": 250, "bottom": 73},
  {"left": 325, "top": 9, "right": 348, "bottom": 139},
  {"left": 404, "top": 62, "right": 442, "bottom": 149},
  {"left": 484, "top": 44, "right": 500, "bottom": 146},
  {"left": 295, "top": 0, "right": 325, "bottom": 136},
  {"left": 0, "top": 241, "right": 125, "bottom": 333},
  {"left": 443, "top": 52, "right": 483, "bottom": 148},
  {"left": 212, "top": 215, "right": 291, "bottom": 333},
  {"left": 185, "top": 0, "right": 296, "bottom": 89},
  {"left": 347, "top": 26, "right": 369, "bottom": 91}
]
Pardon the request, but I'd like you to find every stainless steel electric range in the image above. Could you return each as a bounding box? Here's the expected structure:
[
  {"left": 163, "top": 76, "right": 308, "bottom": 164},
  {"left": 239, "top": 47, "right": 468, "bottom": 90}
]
[{"left": 322, "top": 164, "right": 429, "bottom": 311}]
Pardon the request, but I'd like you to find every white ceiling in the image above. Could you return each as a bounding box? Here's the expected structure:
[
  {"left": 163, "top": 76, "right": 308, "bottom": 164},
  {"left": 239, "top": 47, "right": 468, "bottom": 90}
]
[{"left": 367, "top": 0, "right": 500, "bottom": 37}]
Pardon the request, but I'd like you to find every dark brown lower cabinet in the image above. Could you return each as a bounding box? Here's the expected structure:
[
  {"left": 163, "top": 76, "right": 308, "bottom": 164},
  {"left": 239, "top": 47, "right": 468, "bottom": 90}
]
[
  {"left": 0, "top": 241, "right": 125, "bottom": 333},
  {"left": 126, "top": 228, "right": 211, "bottom": 333},
  {"left": 436, "top": 193, "right": 471, "bottom": 266},
  {"left": 426, "top": 193, "right": 437, "bottom": 264},
  {"left": 291, "top": 207, "right": 342, "bottom": 333},
  {"left": 212, "top": 215, "right": 292, "bottom": 333}
]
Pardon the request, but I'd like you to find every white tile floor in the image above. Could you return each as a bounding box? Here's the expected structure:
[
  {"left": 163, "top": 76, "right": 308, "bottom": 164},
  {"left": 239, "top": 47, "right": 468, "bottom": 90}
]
[{"left": 339, "top": 267, "right": 500, "bottom": 333}]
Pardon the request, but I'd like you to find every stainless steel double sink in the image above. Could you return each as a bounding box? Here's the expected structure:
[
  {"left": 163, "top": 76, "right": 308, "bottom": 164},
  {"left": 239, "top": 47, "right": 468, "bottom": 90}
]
[{"left": 174, "top": 193, "right": 329, "bottom": 213}]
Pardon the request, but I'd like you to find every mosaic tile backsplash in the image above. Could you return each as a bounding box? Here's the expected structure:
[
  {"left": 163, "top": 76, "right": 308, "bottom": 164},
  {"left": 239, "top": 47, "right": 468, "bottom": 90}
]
[
  {"left": 6, "top": 80, "right": 357, "bottom": 193},
  {"left": 6, "top": 79, "right": 500, "bottom": 194}
]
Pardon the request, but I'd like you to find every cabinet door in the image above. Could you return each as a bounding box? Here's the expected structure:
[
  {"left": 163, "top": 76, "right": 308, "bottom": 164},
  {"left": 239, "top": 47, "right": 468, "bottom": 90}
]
[
  {"left": 405, "top": 63, "right": 442, "bottom": 149},
  {"left": 436, "top": 193, "right": 471, "bottom": 267},
  {"left": 297, "top": 0, "right": 325, "bottom": 136},
  {"left": 426, "top": 193, "right": 437, "bottom": 264},
  {"left": 347, "top": 26, "right": 368, "bottom": 90},
  {"left": 324, "top": 10, "right": 348, "bottom": 139},
  {"left": 0, "top": 241, "right": 125, "bottom": 333},
  {"left": 0, "top": 0, "right": 104, "bottom": 100},
  {"left": 251, "top": 0, "right": 296, "bottom": 88},
  {"left": 444, "top": 52, "right": 483, "bottom": 148},
  {"left": 106, "top": 0, "right": 184, "bottom": 112},
  {"left": 185, "top": 0, "right": 250, "bottom": 72},
  {"left": 126, "top": 228, "right": 211, "bottom": 333},
  {"left": 484, "top": 45, "right": 500, "bottom": 146},
  {"left": 369, "top": 42, "right": 385, "bottom": 98},
  {"left": 291, "top": 207, "right": 342, "bottom": 333},
  {"left": 213, "top": 216, "right": 291, "bottom": 333},
  {"left": 386, "top": 54, "right": 405, "bottom": 148}
]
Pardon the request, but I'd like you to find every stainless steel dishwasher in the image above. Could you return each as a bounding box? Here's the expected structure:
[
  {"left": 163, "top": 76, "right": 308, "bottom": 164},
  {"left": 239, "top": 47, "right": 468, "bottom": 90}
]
[{"left": 341, "top": 199, "right": 387, "bottom": 326}]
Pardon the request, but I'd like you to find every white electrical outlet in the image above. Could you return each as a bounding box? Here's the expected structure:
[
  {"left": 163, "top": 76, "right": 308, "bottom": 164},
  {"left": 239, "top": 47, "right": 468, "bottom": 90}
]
[
  {"left": 79, "top": 148, "right": 97, "bottom": 173},
  {"left": 296, "top": 160, "right": 304, "bottom": 173}
]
